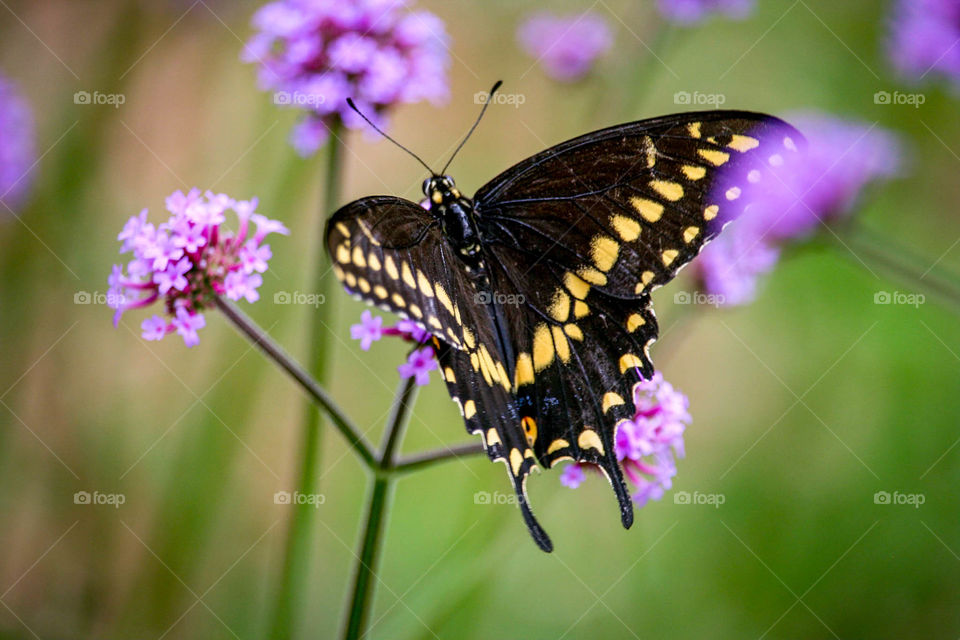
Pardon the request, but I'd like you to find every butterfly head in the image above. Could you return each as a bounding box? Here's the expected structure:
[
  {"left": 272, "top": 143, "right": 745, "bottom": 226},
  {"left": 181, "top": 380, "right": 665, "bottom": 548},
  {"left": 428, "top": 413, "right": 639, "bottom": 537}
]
[
  {"left": 422, "top": 174, "right": 482, "bottom": 258},
  {"left": 423, "top": 174, "right": 461, "bottom": 205}
]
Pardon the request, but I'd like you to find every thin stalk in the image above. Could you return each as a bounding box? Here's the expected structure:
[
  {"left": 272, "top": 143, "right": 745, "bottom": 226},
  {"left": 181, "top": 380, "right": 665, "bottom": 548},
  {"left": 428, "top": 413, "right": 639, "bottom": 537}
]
[
  {"left": 342, "top": 377, "right": 419, "bottom": 640},
  {"left": 392, "top": 442, "right": 485, "bottom": 474},
  {"left": 214, "top": 297, "right": 375, "bottom": 467},
  {"left": 839, "top": 226, "right": 960, "bottom": 312},
  {"left": 270, "top": 122, "right": 347, "bottom": 640}
]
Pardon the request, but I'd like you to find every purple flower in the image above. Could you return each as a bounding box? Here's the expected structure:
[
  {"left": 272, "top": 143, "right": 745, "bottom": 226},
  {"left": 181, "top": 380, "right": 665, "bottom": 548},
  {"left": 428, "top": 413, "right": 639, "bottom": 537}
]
[
  {"left": 110, "top": 189, "right": 286, "bottom": 346},
  {"left": 695, "top": 112, "right": 903, "bottom": 306},
  {"left": 517, "top": 12, "right": 613, "bottom": 82},
  {"left": 350, "top": 310, "right": 384, "bottom": 351},
  {"left": 561, "top": 372, "right": 689, "bottom": 507},
  {"left": 656, "top": 0, "right": 755, "bottom": 25},
  {"left": 0, "top": 73, "right": 36, "bottom": 214},
  {"left": 887, "top": 0, "right": 960, "bottom": 89},
  {"left": 243, "top": 0, "right": 451, "bottom": 155},
  {"left": 398, "top": 346, "right": 437, "bottom": 386}
]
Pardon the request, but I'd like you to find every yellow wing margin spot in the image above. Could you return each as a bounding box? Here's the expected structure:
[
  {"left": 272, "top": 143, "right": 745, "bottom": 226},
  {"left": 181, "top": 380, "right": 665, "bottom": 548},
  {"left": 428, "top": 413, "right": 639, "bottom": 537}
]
[
  {"left": 602, "top": 392, "right": 625, "bottom": 413},
  {"left": 619, "top": 354, "right": 644, "bottom": 374},
  {"left": 728, "top": 134, "right": 760, "bottom": 152},
  {"left": 547, "top": 438, "right": 569, "bottom": 454},
  {"left": 578, "top": 429, "right": 605, "bottom": 455}
]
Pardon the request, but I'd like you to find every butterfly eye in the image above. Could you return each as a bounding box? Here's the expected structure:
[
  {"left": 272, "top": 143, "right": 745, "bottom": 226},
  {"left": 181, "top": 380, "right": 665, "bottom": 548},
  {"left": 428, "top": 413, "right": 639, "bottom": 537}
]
[
  {"left": 442, "top": 175, "right": 455, "bottom": 189},
  {"left": 421, "top": 178, "right": 432, "bottom": 195}
]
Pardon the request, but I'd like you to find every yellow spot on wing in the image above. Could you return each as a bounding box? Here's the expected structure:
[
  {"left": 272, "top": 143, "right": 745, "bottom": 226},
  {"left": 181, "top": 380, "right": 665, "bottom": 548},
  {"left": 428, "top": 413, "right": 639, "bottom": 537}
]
[
  {"left": 409, "top": 304, "right": 422, "bottom": 318},
  {"left": 336, "top": 245, "right": 350, "bottom": 264},
  {"left": 577, "top": 267, "right": 607, "bottom": 286},
  {"left": 416, "top": 270, "right": 434, "bottom": 297},
  {"left": 510, "top": 448, "right": 524, "bottom": 475},
  {"left": 368, "top": 253, "right": 381, "bottom": 271},
  {"left": 345, "top": 272, "right": 357, "bottom": 288},
  {"left": 401, "top": 262, "right": 416, "bottom": 288},
  {"left": 462, "top": 326, "right": 476, "bottom": 349},
  {"left": 464, "top": 400, "right": 477, "bottom": 419},
  {"left": 630, "top": 196, "right": 664, "bottom": 222},
  {"left": 698, "top": 148, "right": 730, "bottom": 166},
  {"left": 602, "top": 392, "right": 625, "bottom": 413},
  {"left": 728, "top": 134, "right": 760, "bottom": 152},
  {"left": 521, "top": 416, "right": 537, "bottom": 446},
  {"left": 384, "top": 255, "right": 399, "bottom": 280},
  {"left": 352, "top": 246, "right": 366, "bottom": 268},
  {"left": 435, "top": 283, "right": 453, "bottom": 314},
  {"left": 515, "top": 353, "right": 534, "bottom": 387},
  {"left": 358, "top": 277, "right": 371, "bottom": 293},
  {"left": 547, "top": 438, "right": 569, "bottom": 454},
  {"left": 627, "top": 313, "right": 645, "bottom": 332},
  {"left": 619, "top": 354, "right": 644, "bottom": 374},
  {"left": 662, "top": 249, "right": 679, "bottom": 266},
  {"left": 704, "top": 204, "right": 719, "bottom": 220},
  {"left": 683, "top": 226, "right": 700, "bottom": 243},
  {"left": 578, "top": 429, "right": 604, "bottom": 454},
  {"left": 335, "top": 222, "right": 350, "bottom": 237},
  {"left": 486, "top": 428, "right": 501, "bottom": 447},
  {"left": 532, "top": 324, "right": 555, "bottom": 372},
  {"left": 611, "top": 215, "right": 641, "bottom": 242},
  {"left": 564, "top": 272, "right": 590, "bottom": 300},
  {"left": 649, "top": 180, "right": 684, "bottom": 201},
  {"left": 551, "top": 325, "right": 570, "bottom": 363},
  {"left": 688, "top": 122, "right": 702, "bottom": 139},
  {"left": 444, "top": 367, "right": 456, "bottom": 383},
  {"left": 591, "top": 236, "right": 620, "bottom": 271},
  {"left": 548, "top": 289, "right": 570, "bottom": 322},
  {"left": 374, "top": 285, "right": 388, "bottom": 299},
  {"left": 682, "top": 165, "right": 707, "bottom": 181},
  {"left": 391, "top": 293, "right": 405, "bottom": 308},
  {"left": 564, "top": 324, "right": 583, "bottom": 340},
  {"left": 573, "top": 301, "right": 590, "bottom": 319}
]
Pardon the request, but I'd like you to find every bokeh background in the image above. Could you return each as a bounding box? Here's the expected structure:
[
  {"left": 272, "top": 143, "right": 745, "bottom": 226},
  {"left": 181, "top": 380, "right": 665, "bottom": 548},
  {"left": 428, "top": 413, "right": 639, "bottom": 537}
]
[{"left": 1, "top": 0, "right": 959, "bottom": 638}]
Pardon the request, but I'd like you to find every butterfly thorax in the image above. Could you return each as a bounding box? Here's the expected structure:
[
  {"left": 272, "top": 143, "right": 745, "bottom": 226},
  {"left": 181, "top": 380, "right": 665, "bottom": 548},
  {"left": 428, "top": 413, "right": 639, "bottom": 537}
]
[{"left": 424, "top": 175, "right": 483, "bottom": 264}]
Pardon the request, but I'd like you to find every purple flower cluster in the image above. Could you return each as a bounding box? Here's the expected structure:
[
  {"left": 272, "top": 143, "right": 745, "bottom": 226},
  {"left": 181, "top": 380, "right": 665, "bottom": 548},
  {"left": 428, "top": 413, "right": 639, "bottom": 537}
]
[
  {"left": 242, "top": 0, "right": 451, "bottom": 156},
  {"left": 696, "top": 113, "right": 903, "bottom": 306},
  {"left": 656, "top": 0, "right": 755, "bottom": 25},
  {"left": 561, "top": 372, "right": 689, "bottom": 507},
  {"left": 0, "top": 73, "right": 36, "bottom": 214},
  {"left": 351, "top": 310, "right": 435, "bottom": 384},
  {"left": 517, "top": 11, "right": 613, "bottom": 82},
  {"left": 887, "top": 0, "right": 960, "bottom": 89},
  {"left": 109, "top": 189, "right": 288, "bottom": 346}
]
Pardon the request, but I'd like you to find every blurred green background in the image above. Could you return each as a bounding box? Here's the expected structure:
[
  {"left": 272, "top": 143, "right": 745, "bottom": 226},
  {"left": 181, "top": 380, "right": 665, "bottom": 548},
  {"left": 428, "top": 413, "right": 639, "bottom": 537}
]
[{"left": 1, "top": 0, "right": 959, "bottom": 638}]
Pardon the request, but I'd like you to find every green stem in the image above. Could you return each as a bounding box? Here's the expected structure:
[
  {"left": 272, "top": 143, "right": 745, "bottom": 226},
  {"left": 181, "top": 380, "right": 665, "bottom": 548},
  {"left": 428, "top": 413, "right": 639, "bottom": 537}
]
[
  {"left": 342, "top": 377, "right": 419, "bottom": 640},
  {"left": 270, "top": 124, "right": 346, "bottom": 640},
  {"left": 391, "top": 442, "right": 485, "bottom": 474},
  {"left": 839, "top": 226, "right": 960, "bottom": 312}
]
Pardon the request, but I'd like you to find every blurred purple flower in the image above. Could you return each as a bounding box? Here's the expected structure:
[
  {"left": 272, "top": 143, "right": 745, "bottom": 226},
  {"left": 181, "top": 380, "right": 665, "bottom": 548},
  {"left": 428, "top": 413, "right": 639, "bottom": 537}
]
[
  {"left": 351, "top": 310, "right": 383, "bottom": 350},
  {"left": 696, "top": 112, "right": 903, "bottom": 306},
  {"left": 242, "top": 0, "right": 451, "bottom": 155},
  {"left": 517, "top": 11, "right": 613, "bottom": 82},
  {"left": 0, "top": 74, "right": 36, "bottom": 214},
  {"left": 656, "top": 0, "right": 754, "bottom": 25},
  {"left": 561, "top": 372, "right": 689, "bottom": 507},
  {"left": 109, "top": 189, "right": 287, "bottom": 346},
  {"left": 399, "top": 346, "right": 437, "bottom": 386},
  {"left": 887, "top": 0, "right": 960, "bottom": 89}
]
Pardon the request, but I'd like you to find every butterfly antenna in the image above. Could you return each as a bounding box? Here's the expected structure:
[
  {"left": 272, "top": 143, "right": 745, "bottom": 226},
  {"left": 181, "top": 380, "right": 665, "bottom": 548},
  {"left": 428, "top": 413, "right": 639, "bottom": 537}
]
[
  {"left": 346, "top": 98, "right": 435, "bottom": 175},
  {"left": 440, "top": 80, "right": 503, "bottom": 175}
]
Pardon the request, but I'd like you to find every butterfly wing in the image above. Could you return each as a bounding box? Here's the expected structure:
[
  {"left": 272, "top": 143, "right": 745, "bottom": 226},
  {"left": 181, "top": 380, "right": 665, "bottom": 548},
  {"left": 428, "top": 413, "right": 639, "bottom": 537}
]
[{"left": 472, "top": 111, "right": 802, "bottom": 529}]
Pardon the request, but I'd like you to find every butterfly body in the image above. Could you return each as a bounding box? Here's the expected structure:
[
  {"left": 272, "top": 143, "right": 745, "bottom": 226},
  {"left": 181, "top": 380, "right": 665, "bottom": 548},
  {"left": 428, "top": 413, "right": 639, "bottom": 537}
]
[{"left": 327, "top": 110, "right": 803, "bottom": 552}]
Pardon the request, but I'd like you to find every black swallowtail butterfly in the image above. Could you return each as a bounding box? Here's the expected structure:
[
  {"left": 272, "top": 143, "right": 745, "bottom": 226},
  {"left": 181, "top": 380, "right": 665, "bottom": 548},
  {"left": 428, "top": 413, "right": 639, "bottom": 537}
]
[{"left": 327, "top": 84, "right": 801, "bottom": 551}]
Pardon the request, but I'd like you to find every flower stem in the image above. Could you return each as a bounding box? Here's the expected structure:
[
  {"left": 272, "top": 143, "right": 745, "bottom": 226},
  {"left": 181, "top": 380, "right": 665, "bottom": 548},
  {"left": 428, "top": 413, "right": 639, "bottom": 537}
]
[
  {"left": 270, "top": 122, "right": 347, "bottom": 640},
  {"left": 839, "top": 226, "right": 960, "bottom": 312},
  {"left": 391, "top": 442, "right": 485, "bottom": 474},
  {"left": 342, "top": 377, "right": 419, "bottom": 640},
  {"left": 213, "top": 297, "right": 375, "bottom": 467}
]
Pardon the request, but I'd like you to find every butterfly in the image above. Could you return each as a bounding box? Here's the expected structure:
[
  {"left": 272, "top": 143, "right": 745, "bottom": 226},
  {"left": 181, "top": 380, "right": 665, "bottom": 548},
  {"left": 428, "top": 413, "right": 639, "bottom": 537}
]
[{"left": 326, "top": 83, "right": 802, "bottom": 551}]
